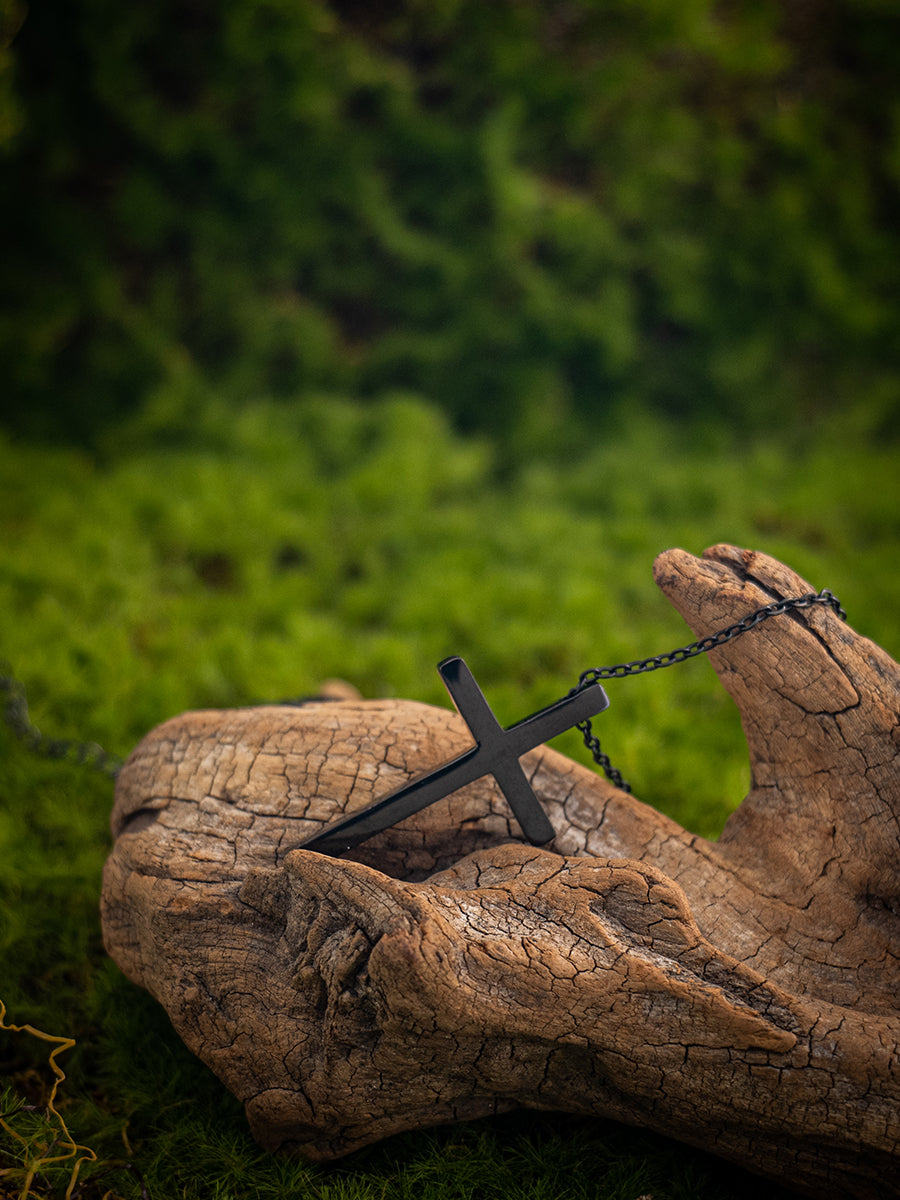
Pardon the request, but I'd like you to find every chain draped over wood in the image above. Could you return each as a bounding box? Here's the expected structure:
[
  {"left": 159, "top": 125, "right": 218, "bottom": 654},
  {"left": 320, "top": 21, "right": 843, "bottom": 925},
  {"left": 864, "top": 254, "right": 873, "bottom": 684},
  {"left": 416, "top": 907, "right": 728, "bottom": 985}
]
[{"left": 573, "top": 588, "right": 847, "bottom": 792}]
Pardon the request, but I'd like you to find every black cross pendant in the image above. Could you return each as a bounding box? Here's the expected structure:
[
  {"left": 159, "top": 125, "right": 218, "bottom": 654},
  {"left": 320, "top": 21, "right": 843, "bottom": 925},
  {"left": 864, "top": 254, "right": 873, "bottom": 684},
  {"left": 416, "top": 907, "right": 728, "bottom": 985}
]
[{"left": 299, "top": 657, "right": 610, "bottom": 856}]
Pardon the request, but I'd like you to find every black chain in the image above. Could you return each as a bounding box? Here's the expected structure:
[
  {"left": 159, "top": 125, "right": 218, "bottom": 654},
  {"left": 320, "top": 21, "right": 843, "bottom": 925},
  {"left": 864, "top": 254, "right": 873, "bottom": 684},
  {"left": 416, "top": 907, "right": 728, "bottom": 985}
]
[
  {"left": 0, "top": 666, "right": 124, "bottom": 778},
  {"left": 1, "top": 589, "right": 846, "bottom": 791},
  {"left": 573, "top": 589, "right": 847, "bottom": 793}
]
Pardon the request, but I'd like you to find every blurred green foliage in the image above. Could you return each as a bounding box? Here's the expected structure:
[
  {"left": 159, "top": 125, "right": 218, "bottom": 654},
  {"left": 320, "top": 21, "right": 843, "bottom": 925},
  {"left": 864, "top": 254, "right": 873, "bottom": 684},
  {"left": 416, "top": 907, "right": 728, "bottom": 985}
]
[{"left": 2, "top": 0, "right": 899, "bottom": 449}]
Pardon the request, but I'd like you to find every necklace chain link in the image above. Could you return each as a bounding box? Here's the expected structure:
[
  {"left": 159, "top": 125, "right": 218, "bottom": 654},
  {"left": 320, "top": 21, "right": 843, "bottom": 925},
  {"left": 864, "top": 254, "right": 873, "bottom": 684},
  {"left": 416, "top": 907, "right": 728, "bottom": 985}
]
[
  {"left": 0, "top": 667, "right": 124, "bottom": 778},
  {"left": 573, "top": 588, "right": 847, "bottom": 792},
  {"left": 1, "top": 589, "right": 846, "bottom": 790}
]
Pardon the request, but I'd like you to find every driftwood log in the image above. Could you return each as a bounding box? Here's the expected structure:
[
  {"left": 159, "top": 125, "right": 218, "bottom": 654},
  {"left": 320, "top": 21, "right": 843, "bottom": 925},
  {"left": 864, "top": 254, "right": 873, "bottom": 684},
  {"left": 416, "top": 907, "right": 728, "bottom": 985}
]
[{"left": 100, "top": 544, "right": 900, "bottom": 1198}]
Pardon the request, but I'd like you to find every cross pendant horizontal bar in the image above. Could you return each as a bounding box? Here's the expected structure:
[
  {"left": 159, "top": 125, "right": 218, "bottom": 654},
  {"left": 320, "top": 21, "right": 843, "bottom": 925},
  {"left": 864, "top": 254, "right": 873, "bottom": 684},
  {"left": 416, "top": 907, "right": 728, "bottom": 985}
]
[{"left": 299, "top": 657, "right": 610, "bottom": 856}]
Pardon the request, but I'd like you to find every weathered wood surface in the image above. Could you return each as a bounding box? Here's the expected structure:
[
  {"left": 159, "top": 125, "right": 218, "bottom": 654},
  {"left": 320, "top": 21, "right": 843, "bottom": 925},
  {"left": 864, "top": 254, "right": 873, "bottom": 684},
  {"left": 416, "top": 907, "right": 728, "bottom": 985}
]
[{"left": 100, "top": 544, "right": 900, "bottom": 1198}]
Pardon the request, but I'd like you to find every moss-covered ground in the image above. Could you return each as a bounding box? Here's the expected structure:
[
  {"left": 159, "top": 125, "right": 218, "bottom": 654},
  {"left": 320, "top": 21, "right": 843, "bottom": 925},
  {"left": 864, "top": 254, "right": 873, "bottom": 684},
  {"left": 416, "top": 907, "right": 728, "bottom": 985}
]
[{"left": 1, "top": 397, "right": 897, "bottom": 1198}]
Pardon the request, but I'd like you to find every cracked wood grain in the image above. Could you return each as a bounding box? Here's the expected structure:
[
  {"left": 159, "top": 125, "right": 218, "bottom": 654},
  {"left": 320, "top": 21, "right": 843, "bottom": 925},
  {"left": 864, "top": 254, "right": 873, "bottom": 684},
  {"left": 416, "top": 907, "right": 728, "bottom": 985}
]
[{"left": 100, "top": 545, "right": 900, "bottom": 1198}]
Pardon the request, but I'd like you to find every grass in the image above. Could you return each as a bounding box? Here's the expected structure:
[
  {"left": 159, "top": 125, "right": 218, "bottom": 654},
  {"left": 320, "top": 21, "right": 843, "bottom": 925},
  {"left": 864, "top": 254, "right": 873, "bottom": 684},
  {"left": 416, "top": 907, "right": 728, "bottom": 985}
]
[{"left": 1, "top": 393, "right": 897, "bottom": 1199}]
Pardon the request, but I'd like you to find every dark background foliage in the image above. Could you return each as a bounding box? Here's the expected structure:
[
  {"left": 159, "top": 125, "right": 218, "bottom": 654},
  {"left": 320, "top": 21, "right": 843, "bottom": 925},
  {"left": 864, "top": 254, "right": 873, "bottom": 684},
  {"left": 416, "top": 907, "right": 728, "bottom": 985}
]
[{"left": 2, "top": 0, "right": 899, "bottom": 452}]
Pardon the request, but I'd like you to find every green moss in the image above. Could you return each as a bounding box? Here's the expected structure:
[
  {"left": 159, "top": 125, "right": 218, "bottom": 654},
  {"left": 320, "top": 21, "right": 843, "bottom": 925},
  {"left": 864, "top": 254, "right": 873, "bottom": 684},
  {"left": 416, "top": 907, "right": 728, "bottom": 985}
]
[{"left": 0, "top": 397, "right": 897, "bottom": 1197}]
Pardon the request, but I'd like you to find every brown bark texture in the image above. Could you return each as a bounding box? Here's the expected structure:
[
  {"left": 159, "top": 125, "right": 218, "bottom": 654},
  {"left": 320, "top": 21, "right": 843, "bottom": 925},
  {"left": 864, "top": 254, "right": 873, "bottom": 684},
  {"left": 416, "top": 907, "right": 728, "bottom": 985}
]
[{"left": 100, "top": 544, "right": 900, "bottom": 1198}]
